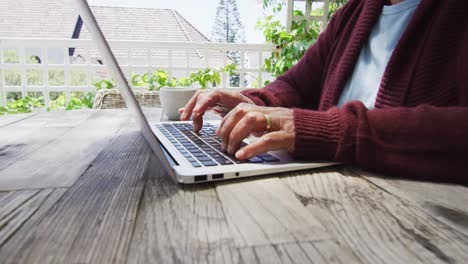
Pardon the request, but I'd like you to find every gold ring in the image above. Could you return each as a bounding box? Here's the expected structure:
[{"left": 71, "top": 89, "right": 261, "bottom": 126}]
[{"left": 264, "top": 113, "right": 271, "bottom": 131}]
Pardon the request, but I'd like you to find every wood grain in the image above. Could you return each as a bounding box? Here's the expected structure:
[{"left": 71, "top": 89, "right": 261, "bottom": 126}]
[
  {"left": 128, "top": 156, "right": 359, "bottom": 264},
  {"left": 0, "top": 188, "right": 66, "bottom": 247},
  {"left": 0, "top": 125, "right": 153, "bottom": 263},
  {"left": 127, "top": 154, "right": 239, "bottom": 264},
  {"left": 237, "top": 240, "right": 360, "bottom": 264},
  {"left": 355, "top": 169, "right": 468, "bottom": 237},
  {"left": 282, "top": 169, "right": 468, "bottom": 264},
  {"left": 1, "top": 108, "right": 466, "bottom": 263},
  {"left": 215, "top": 177, "right": 330, "bottom": 247},
  {"left": 0, "top": 109, "right": 129, "bottom": 190},
  {"left": 0, "top": 110, "right": 93, "bottom": 173},
  {"left": 0, "top": 113, "right": 36, "bottom": 128}
]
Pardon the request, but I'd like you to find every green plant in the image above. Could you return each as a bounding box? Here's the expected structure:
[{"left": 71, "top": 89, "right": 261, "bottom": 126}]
[
  {"left": 1, "top": 61, "right": 238, "bottom": 115},
  {"left": 189, "top": 68, "right": 221, "bottom": 89},
  {"left": 258, "top": 0, "right": 347, "bottom": 77},
  {"left": 131, "top": 70, "right": 174, "bottom": 91},
  {"left": 94, "top": 79, "right": 115, "bottom": 90},
  {"left": 129, "top": 64, "right": 236, "bottom": 90},
  {"left": 0, "top": 96, "right": 44, "bottom": 114},
  {"left": 48, "top": 92, "right": 95, "bottom": 111}
]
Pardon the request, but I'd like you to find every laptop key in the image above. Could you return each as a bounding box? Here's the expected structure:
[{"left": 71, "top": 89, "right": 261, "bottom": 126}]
[
  {"left": 214, "top": 157, "right": 234, "bottom": 165},
  {"left": 196, "top": 156, "right": 212, "bottom": 161},
  {"left": 191, "top": 162, "right": 202, "bottom": 167},
  {"left": 201, "top": 160, "right": 217, "bottom": 166},
  {"left": 261, "top": 156, "right": 279, "bottom": 162},
  {"left": 249, "top": 157, "right": 264, "bottom": 163}
]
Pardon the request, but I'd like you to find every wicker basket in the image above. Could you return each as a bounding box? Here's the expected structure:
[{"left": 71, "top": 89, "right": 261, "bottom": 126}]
[{"left": 93, "top": 89, "right": 160, "bottom": 109}]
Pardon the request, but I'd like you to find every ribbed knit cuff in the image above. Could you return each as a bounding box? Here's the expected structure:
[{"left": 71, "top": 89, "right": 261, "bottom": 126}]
[
  {"left": 241, "top": 89, "right": 282, "bottom": 107},
  {"left": 293, "top": 108, "right": 340, "bottom": 160},
  {"left": 241, "top": 89, "right": 265, "bottom": 106}
]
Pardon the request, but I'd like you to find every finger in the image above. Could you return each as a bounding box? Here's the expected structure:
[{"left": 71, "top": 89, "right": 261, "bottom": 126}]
[
  {"left": 192, "top": 92, "right": 221, "bottom": 131},
  {"left": 227, "top": 112, "right": 267, "bottom": 155},
  {"left": 178, "top": 108, "right": 184, "bottom": 114},
  {"left": 216, "top": 102, "right": 251, "bottom": 135},
  {"left": 235, "top": 131, "right": 290, "bottom": 160},
  {"left": 218, "top": 107, "right": 246, "bottom": 151},
  {"left": 180, "top": 92, "right": 200, "bottom": 121},
  {"left": 216, "top": 107, "right": 234, "bottom": 136}
]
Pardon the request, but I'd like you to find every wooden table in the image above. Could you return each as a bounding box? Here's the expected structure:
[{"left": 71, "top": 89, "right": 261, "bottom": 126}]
[{"left": 0, "top": 109, "right": 467, "bottom": 264}]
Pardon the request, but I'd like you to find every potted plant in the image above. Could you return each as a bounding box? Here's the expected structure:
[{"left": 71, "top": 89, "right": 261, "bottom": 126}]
[{"left": 92, "top": 64, "right": 239, "bottom": 110}]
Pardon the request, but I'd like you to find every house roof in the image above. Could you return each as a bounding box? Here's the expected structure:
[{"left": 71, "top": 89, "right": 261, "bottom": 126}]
[
  {"left": 77, "top": 6, "right": 210, "bottom": 42},
  {"left": 0, "top": 0, "right": 77, "bottom": 38},
  {"left": 75, "top": 6, "right": 224, "bottom": 68},
  {"left": 0, "top": 0, "right": 227, "bottom": 69},
  {"left": 0, "top": 0, "right": 210, "bottom": 42}
]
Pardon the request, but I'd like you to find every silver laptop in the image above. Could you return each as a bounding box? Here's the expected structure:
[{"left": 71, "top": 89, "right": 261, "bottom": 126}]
[{"left": 75, "top": 0, "right": 337, "bottom": 183}]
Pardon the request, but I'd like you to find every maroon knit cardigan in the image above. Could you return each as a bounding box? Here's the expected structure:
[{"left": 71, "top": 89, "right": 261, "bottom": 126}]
[{"left": 242, "top": 0, "right": 468, "bottom": 183}]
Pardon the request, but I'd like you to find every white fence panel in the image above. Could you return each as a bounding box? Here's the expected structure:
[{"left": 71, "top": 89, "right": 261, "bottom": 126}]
[{"left": 0, "top": 38, "right": 277, "bottom": 108}]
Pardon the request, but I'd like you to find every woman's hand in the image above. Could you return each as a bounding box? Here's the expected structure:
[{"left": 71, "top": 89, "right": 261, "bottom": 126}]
[
  {"left": 216, "top": 103, "right": 295, "bottom": 160},
  {"left": 179, "top": 89, "right": 255, "bottom": 131}
]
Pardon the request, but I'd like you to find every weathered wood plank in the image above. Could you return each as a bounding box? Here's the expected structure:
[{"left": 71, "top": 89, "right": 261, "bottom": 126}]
[
  {"left": 237, "top": 240, "right": 360, "bottom": 264},
  {"left": 0, "top": 110, "right": 130, "bottom": 190},
  {"left": 0, "top": 113, "right": 37, "bottom": 128},
  {"left": 128, "top": 155, "right": 359, "bottom": 264},
  {"left": 0, "top": 110, "right": 94, "bottom": 173},
  {"left": 215, "top": 177, "right": 330, "bottom": 247},
  {"left": 127, "top": 154, "right": 240, "bottom": 264},
  {"left": 11, "top": 110, "right": 94, "bottom": 128},
  {"left": 355, "top": 169, "right": 468, "bottom": 237},
  {"left": 0, "top": 125, "right": 153, "bottom": 263},
  {"left": 0, "top": 188, "right": 66, "bottom": 247},
  {"left": 282, "top": 169, "right": 468, "bottom": 264}
]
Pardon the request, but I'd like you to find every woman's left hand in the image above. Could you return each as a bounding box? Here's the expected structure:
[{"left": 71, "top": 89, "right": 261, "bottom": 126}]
[{"left": 216, "top": 103, "right": 295, "bottom": 160}]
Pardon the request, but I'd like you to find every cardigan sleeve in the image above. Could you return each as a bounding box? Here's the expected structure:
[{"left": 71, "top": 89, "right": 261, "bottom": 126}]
[
  {"left": 293, "top": 102, "right": 468, "bottom": 184},
  {"left": 241, "top": 2, "right": 349, "bottom": 109}
]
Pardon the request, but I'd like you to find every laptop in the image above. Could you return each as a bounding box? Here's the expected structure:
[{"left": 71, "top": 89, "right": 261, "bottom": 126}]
[{"left": 75, "top": 0, "right": 337, "bottom": 183}]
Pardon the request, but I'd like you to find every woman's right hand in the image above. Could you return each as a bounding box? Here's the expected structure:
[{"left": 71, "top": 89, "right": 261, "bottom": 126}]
[{"left": 179, "top": 89, "right": 255, "bottom": 132}]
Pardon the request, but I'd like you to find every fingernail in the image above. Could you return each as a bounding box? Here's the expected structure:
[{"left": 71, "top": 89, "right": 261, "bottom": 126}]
[{"left": 236, "top": 150, "right": 245, "bottom": 159}]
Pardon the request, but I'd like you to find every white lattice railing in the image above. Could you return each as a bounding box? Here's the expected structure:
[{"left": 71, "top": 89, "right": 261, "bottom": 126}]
[
  {"left": 286, "top": 0, "right": 330, "bottom": 32},
  {"left": 0, "top": 38, "right": 277, "bottom": 107}
]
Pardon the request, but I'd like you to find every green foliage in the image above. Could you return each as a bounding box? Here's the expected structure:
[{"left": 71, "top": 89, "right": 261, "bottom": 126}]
[
  {"left": 212, "top": 0, "right": 245, "bottom": 43},
  {"left": 66, "top": 92, "right": 95, "bottom": 110},
  {"left": 189, "top": 69, "right": 221, "bottom": 89},
  {"left": 222, "top": 63, "right": 237, "bottom": 76},
  {"left": 48, "top": 70, "right": 65, "bottom": 86},
  {"left": 94, "top": 79, "right": 115, "bottom": 90},
  {"left": 3, "top": 49, "right": 19, "bottom": 63},
  {"left": 129, "top": 64, "right": 236, "bottom": 90},
  {"left": 2, "top": 45, "right": 238, "bottom": 115},
  {"left": 0, "top": 96, "right": 44, "bottom": 114},
  {"left": 131, "top": 70, "right": 174, "bottom": 91},
  {"left": 212, "top": 0, "right": 245, "bottom": 86},
  {"left": 26, "top": 70, "right": 43, "bottom": 86},
  {"left": 48, "top": 92, "right": 96, "bottom": 111},
  {"left": 258, "top": 0, "right": 347, "bottom": 77},
  {"left": 4, "top": 70, "right": 21, "bottom": 86}
]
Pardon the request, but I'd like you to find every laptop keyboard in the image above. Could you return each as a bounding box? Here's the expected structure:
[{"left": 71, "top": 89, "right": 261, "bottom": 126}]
[{"left": 156, "top": 123, "right": 279, "bottom": 167}]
